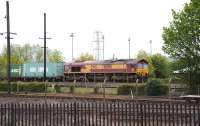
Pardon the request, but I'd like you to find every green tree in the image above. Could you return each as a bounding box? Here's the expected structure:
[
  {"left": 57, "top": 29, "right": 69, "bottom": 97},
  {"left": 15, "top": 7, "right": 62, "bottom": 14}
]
[
  {"left": 77, "top": 53, "right": 94, "bottom": 61},
  {"left": 162, "top": 0, "right": 200, "bottom": 91},
  {"left": 34, "top": 47, "right": 43, "bottom": 63},
  {"left": 48, "top": 50, "right": 64, "bottom": 62},
  {"left": 170, "top": 59, "right": 187, "bottom": 72},
  {"left": 150, "top": 54, "right": 171, "bottom": 78},
  {"left": 137, "top": 50, "right": 150, "bottom": 60},
  {"left": 0, "top": 55, "right": 7, "bottom": 78},
  {"left": 1, "top": 44, "right": 35, "bottom": 63},
  {"left": 1, "top": 44, "right": 64, "bottom": 63}
]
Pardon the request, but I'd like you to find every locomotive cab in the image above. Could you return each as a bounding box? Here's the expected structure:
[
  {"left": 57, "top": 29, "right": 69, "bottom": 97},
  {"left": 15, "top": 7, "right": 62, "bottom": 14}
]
[{"left": 135, "top": 59, "right": 149, "bottom": 82}]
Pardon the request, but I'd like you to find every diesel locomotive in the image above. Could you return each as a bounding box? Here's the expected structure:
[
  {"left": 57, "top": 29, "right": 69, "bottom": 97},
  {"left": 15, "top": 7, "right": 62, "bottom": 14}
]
[{"left": 64, "top": 59, "right": 148, "bottom": 82}]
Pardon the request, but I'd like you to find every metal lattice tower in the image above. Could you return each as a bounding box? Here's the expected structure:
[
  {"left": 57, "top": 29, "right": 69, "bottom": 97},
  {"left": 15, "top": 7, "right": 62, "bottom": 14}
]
[{"left": 93, "top": 31, "right": 104, "bottom": 61}]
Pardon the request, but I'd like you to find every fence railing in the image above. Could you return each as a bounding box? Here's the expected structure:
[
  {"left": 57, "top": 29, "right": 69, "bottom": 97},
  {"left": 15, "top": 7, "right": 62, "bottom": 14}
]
[{"left": 0, "top": 101, "right": 199, "bottom": 126}]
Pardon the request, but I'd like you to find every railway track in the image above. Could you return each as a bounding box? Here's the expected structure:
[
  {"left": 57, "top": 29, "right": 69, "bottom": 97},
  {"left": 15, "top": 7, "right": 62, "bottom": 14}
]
[{"left": 0, "top": 93, "right": 185, "bottom": 103}]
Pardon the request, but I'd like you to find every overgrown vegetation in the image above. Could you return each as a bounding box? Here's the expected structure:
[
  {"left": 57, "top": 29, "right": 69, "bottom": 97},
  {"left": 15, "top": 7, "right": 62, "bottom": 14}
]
[
  {"left": 0, "top": 81, "right": 169, "bottom": 96},
  {"left": 117, "top": 84, "right": 146, "bottom": 95},
  {"left": 69, "top": 85, "right": 75, "bottom": 93},
  {"left": 146, "top": 79, "right": 169, "bottom": 96},
  {"left": 0, "top": 82, "right": 45, "bottom": 92},
  {"left": 54, "top": 85, "right": 61, "bottom": 93}
]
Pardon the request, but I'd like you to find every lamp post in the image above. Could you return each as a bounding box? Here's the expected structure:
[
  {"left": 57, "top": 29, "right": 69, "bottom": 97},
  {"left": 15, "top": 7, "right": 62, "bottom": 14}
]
[
  {"left": 102, "top": 35, "right": 104, "bottom": 60},
  {"left": 149, "top": 40, "right": 152, "bottom": 55},
  {"left": 128, "top": 38, "right": 131, "bottom": 59},
  {"left": 70, "top": 33, "right": 74, "bottom": 61}
]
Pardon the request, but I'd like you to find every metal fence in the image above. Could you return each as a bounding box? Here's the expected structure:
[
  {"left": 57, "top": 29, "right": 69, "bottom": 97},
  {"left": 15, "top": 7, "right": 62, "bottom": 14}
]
[{"left": 0, "top": 101, "right": 200, "bottom": 126}]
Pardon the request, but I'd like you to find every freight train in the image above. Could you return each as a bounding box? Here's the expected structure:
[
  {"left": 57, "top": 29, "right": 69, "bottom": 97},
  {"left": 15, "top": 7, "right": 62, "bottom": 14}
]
[{"left": 11, "top": 59, "right": 149, "bottom": 82}]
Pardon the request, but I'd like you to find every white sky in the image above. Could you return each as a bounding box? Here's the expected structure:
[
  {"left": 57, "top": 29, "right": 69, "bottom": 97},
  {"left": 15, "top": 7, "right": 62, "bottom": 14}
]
[{"left": 0, "top": 0, "right": 189, "bottom": 61}]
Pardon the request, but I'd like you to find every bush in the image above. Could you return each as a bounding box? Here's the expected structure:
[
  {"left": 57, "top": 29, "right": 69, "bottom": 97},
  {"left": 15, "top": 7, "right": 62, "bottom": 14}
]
[
  {"left": 0, "top": 82, "right": 46, "bottom": 93},
  {"left": 118, "top": 84, "right": 146, "bottom": 95},
  {"left": 70, "top": 85, "right": 75, "bottom": 93},
  {"left": 146, "top": 78, "right": 169, "bottom": 96},
  {"left": 0, "top": 82, "right": 17, "bottom": 92},
  {"left": 18, "top": 83, "right": 46, "bottom": 92},
  {"left": 54, "top": 85, "right": 61, "bottom": 93},
  {"left": 94, "top": 87, "right": 99, "bottom": 94},
  {"left": 0, "top": 83, "right": 8, "bottom": 91}
]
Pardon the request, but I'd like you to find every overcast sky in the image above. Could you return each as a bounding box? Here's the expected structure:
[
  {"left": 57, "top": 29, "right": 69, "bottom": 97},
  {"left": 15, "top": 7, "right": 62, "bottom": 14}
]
[{"left": 0, "top": 0, "right": 189, "bottom": 61}]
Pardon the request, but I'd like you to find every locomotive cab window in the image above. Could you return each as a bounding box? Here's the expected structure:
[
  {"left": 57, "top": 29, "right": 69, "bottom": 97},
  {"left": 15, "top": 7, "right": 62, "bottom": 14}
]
[
  {"left": 71, "top": 67, "right": 81, "bottom": 72},
  {"left": 137, "top": 63, "right": 143, "bottom": 68},
  {"left": 143, "top": 64, "right": 148, "bottom": 68},
  {"left": 137, "top": 63, "right": 148, "bottom": 68}
]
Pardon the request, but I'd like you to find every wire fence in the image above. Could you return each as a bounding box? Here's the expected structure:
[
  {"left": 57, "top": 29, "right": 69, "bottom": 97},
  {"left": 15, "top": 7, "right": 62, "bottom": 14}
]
[{"left": 0, "top": 101, "right": 199, "bottom": 126}]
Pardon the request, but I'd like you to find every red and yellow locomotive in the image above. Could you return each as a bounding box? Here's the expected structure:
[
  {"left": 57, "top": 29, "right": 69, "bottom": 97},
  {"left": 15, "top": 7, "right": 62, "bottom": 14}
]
[{"left": 64, "top": 59, "right": 149, "bottom": 82}]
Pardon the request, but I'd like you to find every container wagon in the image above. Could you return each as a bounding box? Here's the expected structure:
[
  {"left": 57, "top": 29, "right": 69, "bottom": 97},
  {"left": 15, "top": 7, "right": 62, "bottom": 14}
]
[{"left": 11, "top": 62, "right": 64, "bottom": 81}]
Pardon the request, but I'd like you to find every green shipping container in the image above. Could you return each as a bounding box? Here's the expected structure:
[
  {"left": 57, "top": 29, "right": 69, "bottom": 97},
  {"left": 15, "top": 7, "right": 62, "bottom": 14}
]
[
  {"left": 11, "top": 64, "right": 23, "bottom": 77},
  {"left": 22, "top": 62, "right": 64, "bottom": 77}
]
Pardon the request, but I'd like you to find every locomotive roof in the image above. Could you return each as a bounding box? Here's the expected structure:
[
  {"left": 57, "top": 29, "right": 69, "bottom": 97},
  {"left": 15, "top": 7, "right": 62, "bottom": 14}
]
[{"left": 67, "top": 59, "right": 148, "bottom": 66}]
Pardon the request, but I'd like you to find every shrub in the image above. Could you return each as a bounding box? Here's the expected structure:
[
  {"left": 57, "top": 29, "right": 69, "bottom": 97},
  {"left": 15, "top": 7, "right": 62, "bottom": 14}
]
[
  {"left": 117, "top": 84, "right": 146, "bottom": 95},
  {"left": 146, "top": 78, "right": 169, "bottom": 96},
  {"left": 0, "top": 83, "right": 8, "bottom": 91},
  {"left": 0, "top": 82, "right": 46, "bottom": 92},
  {"left": 0, "top": 82, "right": 17, "bottom": 92},
  {"left": 18, "top": 83, "right": 46, "bottom": 92},
  {"left": 94, "top": 87, "right": 99, "bottom": 94},
  {"left": 54, "top": 85, "right": 61, "bottom": 93},
  {"left": 70, "top": 85, "right": 75, "bottom": 93}
]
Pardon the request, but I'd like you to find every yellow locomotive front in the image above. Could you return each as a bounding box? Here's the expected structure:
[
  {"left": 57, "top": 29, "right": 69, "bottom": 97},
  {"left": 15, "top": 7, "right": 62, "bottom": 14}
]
[{"left": 135, "top": 60, "right": 149, "bottom": 77}]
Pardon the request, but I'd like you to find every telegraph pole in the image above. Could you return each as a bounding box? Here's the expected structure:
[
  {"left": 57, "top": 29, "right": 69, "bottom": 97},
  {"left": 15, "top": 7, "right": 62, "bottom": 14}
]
[
  {"left": 0, "top": 1, "right": 17, "bottom": 94},
  {"left": 70, "top": 33, "right": 74, "bottom": 60},
  {"left": 39, "top": 13, "right": 51, "bottom": 100},
  {"left": 39, "top": 13, "right": 51, "bottom": 82},
  {"left": 44, "top": 13, "right": 47, "bottom": 81},
  {"left": 128, "top": 38, "right": 131, "bottom": 59},
  {"left": 6, "top": 1, "right": 11, "bottom": 94}
]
